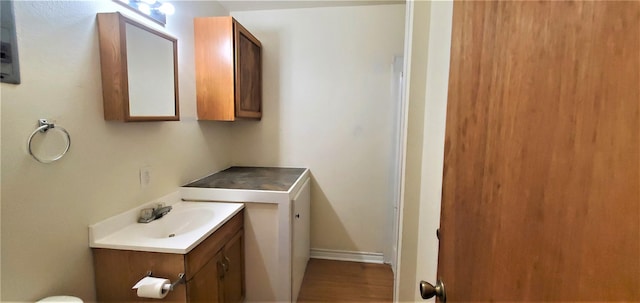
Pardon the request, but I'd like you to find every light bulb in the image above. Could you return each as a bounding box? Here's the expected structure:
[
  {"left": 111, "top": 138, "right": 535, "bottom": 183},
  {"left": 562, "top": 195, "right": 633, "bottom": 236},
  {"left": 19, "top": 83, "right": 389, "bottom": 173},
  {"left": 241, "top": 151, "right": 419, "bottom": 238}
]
[
  {"left": 158, "top": 2, "right": 175, "bottom": 15},
  {"left": 139, "top": 0, "right": 157, "bottom": 4},
  {"left": 137, "top": 3, "right": 151, "bottom": 15}
]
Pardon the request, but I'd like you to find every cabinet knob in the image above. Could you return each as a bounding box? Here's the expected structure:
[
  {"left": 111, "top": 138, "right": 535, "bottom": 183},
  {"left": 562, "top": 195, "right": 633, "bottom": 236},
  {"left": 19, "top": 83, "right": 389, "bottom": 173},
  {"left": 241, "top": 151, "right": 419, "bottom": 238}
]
[
  {"left": 295, "top": 213, "right": 300, "bottom": 219},
  {"left": 217, "top": 261, "right": 226, "bottom": 279},
  {"left": 223, "top": 256, "right": 230, "bottom": 272}
]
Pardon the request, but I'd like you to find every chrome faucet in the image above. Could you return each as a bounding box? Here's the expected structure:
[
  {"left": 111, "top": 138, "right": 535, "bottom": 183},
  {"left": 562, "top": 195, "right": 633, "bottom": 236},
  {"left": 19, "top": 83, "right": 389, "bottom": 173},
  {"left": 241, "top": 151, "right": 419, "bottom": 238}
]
[{"left": 138, "top": 203, "right": 172, "bottom": 223}]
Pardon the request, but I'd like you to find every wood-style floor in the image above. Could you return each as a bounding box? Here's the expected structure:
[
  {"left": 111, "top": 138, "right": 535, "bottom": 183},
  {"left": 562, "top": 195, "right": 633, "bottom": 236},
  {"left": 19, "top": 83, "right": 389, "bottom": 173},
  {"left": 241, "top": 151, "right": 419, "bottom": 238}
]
[{"left": 297, "top": 259, "right": 394, "bottom": 302}]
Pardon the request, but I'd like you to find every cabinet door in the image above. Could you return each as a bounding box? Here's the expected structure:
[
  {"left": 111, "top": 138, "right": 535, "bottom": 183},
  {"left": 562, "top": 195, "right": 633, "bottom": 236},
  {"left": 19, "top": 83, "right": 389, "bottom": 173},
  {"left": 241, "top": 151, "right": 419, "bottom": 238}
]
[
  {"left": 234, "top": 21, "right": 262, "bottom": 119},
  {"left": 187, "top": 251, "right": 224, "bottom": 303},
  {"left": 291, "top": 179, "right": 311, "bottom": 302},
  {"left": 223, "top": 230, "right": 245, "bottom": 303}
]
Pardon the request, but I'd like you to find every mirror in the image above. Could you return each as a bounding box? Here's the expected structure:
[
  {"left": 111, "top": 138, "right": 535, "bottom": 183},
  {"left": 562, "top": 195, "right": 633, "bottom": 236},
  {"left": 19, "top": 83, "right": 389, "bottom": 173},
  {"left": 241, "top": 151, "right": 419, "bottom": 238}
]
[{"left": 97, "top": 12, "right": 179, "bottom": 121}]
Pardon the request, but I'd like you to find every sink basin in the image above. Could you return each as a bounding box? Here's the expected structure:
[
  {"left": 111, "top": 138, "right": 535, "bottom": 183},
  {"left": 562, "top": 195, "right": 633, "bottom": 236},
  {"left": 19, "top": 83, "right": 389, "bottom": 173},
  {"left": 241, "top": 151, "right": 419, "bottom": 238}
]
[
  {"left": 138, "top": 207, "right": 217, "bottom": 239},
  {"left": 89, "top": 201, "right": 244, "bottom": 254}
]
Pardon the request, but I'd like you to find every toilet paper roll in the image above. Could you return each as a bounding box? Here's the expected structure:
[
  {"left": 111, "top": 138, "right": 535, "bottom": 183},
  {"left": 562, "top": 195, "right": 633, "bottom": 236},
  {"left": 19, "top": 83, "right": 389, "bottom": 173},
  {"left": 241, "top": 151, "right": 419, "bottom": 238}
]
[{"left": 133, "top": 277, "right": 170, "bottom": 299}]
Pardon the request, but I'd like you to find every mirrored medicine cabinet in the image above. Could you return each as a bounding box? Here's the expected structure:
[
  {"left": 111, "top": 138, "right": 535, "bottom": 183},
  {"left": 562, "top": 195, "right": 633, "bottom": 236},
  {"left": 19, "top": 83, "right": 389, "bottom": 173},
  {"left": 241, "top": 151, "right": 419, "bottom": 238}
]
[{"left": 97, "top": 12, "right": 179, "bottom": 122}]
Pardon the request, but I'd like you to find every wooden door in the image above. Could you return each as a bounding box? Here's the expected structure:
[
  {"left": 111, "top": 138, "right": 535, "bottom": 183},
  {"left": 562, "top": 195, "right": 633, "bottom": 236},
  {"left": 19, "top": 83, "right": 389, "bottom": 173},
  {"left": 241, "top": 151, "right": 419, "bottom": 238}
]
[
  {"left": 234, "top": 21, "right": 262, "bottom": 119},
  {"left": 439, "top": 1, "right": 639, "bottom": 301}
]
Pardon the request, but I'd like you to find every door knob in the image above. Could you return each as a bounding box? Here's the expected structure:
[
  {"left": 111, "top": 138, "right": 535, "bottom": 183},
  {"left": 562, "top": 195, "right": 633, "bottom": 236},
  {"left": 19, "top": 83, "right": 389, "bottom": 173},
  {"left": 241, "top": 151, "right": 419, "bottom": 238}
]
[{"left": 419, "top": 279, "right": 446, "bottom": 302}]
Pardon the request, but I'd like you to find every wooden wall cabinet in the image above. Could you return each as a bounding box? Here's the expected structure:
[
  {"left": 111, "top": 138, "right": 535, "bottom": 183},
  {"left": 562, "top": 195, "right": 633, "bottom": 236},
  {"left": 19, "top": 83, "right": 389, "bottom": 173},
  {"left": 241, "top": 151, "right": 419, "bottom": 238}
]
[
  {"left": 93, "top": 211, "right": 244, "bottom": 302},
  {"left": 97, "top": 12, "right": 180, "bottom": 122},
  {"left": 194, "top": 17, "right": 262, "bottom": 121}
]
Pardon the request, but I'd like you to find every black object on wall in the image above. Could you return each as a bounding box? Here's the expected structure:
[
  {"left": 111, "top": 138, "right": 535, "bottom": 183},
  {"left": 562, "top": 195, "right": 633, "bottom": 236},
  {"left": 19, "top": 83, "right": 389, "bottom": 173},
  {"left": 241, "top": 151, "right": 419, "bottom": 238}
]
[{"left": 1, "top": 0, "right": 21, "bottom": 84}]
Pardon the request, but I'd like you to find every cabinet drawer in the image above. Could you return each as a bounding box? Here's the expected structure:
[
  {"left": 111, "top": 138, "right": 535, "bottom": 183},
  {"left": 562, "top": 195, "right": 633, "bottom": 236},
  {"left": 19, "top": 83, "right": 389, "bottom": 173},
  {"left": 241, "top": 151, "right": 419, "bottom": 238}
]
[{"left": 185, "top": 210, "right": 243, "bottom": 280}]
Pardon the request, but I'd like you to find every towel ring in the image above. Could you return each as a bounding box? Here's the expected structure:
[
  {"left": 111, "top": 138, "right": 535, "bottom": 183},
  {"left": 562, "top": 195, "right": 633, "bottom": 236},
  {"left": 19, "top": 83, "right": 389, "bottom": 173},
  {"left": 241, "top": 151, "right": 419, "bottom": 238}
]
[{"left": 27, "top": 119, "right": 71, "bottom": 164}]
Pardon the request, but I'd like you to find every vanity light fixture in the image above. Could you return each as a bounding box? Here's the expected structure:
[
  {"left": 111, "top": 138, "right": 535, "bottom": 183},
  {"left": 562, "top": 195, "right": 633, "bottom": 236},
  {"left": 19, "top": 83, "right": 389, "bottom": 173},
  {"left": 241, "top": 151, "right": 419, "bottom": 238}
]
[{"left": 114, "top": 0, "right": 175, "bottom": 26}]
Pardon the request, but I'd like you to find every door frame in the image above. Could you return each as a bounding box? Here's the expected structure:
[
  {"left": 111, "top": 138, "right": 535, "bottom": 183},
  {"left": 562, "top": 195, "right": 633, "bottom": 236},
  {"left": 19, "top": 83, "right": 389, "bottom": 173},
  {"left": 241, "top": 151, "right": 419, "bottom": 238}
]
[
  {"left": 393, "top": 1, "right": 455, "bottom": 301},
  {"left": 393, "top": 0, "right": 416, "bottom": 300}
]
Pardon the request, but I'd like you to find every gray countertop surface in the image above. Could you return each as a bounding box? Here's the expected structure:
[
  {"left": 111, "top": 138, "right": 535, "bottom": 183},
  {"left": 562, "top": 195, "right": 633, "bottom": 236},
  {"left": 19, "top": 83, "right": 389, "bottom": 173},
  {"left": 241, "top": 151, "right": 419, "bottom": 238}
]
[{"left": 183, "top": 167, "right": 307, "bottom": 191}]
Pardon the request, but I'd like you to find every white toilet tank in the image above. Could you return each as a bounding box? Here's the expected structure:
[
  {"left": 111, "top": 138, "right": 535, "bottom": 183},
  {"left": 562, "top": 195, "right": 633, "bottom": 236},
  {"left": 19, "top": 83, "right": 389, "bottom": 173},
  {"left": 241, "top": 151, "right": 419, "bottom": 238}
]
[{"left": 36, "top": 296, "right": 83, "bottom": 303}]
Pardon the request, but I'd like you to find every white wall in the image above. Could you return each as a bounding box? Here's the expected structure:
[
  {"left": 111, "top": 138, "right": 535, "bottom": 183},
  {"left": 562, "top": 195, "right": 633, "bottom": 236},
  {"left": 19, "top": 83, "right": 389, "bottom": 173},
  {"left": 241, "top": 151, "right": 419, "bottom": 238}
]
[
  {"left": 231, "top": 4, "right": 405, "bottom": 257},
  {"left": 1, "top": 1, "right": 232, "bottom": 301}
]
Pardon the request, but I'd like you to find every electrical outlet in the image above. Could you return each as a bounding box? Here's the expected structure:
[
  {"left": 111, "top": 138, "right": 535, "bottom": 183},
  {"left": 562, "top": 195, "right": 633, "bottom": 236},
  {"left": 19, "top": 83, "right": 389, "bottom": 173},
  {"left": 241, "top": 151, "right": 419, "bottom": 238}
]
[{"left": 139, "top": 166, "right": 151, "bottom": 188}]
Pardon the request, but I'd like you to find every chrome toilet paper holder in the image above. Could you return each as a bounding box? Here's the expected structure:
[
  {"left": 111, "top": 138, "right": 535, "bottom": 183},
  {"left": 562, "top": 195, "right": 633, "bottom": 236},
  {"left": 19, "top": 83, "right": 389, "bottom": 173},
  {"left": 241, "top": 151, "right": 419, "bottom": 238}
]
[{"left": 144, "top": 271, "right": 185, "bottom": 292}]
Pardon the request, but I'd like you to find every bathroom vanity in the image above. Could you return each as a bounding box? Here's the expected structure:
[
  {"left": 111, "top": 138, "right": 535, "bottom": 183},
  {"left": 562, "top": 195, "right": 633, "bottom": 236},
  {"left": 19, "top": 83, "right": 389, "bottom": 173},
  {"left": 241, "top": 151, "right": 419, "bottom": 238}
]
[
  {"left": 90, "top": 202, "right": 245, "bottom": 302},
  {"left": 89, "top": 167, "right": 310, "bottom": 302},
  {"left": 181, "top": 167, "right": 310, "bottom": 302}
]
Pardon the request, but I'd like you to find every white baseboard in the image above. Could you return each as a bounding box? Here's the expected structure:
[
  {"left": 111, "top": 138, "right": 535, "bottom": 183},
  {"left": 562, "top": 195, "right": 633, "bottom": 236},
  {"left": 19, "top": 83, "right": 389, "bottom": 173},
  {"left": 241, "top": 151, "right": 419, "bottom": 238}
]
[{"left": 310, "top": 248, "right": 385, "bottom": 264}]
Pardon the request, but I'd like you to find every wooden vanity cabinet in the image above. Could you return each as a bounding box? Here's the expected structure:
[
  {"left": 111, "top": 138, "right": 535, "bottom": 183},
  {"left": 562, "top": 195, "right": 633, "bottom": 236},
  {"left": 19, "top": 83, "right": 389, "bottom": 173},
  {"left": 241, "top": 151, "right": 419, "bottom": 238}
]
[
  {"left": 194, "top": 17, "right": 262, "bottom": 121},
  {"left": 186, "top": 229, "right": 244, "bottom": 303},
  {"left": 93, "top": 211, "right": 244, "bottom": 303},
  {"left": 220, "top": 230, "right": 244, "bottom": 302},
  {"left": 185, "top": 250, "right": 224, "bottom": 302}
]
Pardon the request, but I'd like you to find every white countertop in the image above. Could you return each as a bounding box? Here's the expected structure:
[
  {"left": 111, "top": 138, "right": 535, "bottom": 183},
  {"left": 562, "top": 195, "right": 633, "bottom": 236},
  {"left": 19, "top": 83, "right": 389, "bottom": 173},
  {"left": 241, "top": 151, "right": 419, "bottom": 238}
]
[{"left": 89, "top": 201, "right": 244, "bottom": 254}]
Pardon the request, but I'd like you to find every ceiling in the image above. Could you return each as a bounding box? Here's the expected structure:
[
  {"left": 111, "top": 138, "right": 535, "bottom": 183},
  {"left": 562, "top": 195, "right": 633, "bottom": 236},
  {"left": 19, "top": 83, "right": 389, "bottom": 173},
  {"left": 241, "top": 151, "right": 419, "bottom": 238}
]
[{"left": 218, "top": 0, "right": 405, "bottom": 12}]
